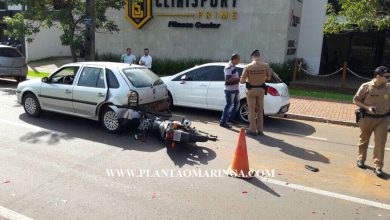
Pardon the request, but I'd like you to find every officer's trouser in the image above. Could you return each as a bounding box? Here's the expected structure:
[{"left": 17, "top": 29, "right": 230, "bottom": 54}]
[
  {"left": 358, "top": 117, "right": 389, "bottom": 168},
  {"left": 246, "top": 88, "right": 265, "bottom": 133}
]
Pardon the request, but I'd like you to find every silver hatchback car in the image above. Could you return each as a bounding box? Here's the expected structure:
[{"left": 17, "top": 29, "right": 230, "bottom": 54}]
[
  {"left": 16, "top": 62, "right": 170, "bottom": 133},
  {"left": 0, "top": 45, "right": 27, "bottom": 82}
]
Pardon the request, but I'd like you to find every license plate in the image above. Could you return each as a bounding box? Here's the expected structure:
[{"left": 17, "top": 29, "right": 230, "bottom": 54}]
[{"left": 173, "top": 131, "right": 182, "bottom": 142}]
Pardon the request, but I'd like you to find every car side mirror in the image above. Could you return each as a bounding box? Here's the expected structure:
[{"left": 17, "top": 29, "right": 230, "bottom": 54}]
[
  {"left": 41, "top": 77, "right": 49, "bottom": 83},
  {"left": 180, "top": 75, "right": 187, "bottom": 84}
]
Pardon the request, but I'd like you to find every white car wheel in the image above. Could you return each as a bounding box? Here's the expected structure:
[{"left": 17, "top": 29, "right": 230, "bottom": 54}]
[
  {"left": 23, "top": 94, "right": 41, "bottom": 117},
  {"left": 101, "top": 108, "right": 122, "bottom": 133},
  {"left": 239, "top": 101, "right": 249, "bottom": 123}
]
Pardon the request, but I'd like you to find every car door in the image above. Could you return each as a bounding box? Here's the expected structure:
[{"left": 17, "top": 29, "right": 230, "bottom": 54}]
[
  {"left": 171, "top": 66, "right": 213, "bottom": 108},
  {"left": 39, "top": 66, "right": 80, "bottom": 113},
  {"left": 72, "top": 65, "right": 108, "bottom": 117},
  {"left": 205, "top": 65, "right": 227, "bottom": 110}
]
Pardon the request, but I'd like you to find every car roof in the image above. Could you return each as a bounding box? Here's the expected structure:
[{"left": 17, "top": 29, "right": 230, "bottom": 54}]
[
  {"left": 63, "top": 62, "right": 147, "bottom": 69},
  {"left": 199, "top": 62, "right": 247, "bottom": 68}
]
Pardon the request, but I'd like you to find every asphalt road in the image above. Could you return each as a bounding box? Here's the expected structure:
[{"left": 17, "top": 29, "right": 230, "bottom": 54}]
[{"left": 0, "top": 79, "right": 389, "bottom": 220}]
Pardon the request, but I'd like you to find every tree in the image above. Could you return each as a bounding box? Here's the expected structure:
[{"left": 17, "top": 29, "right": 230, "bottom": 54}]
[
  {"left": 3, "top": 0, "right": 126, "bottom": 62},
  {"left": 324, "top": 0, "right": 390, "bottom": 34}
]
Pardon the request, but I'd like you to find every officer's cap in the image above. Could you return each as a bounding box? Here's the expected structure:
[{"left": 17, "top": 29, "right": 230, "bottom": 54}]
[
  {"left": 251, "top": 49, "right": 260, "bottom": 57},
  {"left": 375, "top": 66, "right": 389, "bottom": 75}
]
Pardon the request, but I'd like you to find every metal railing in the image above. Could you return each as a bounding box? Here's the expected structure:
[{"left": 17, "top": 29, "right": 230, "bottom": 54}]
[{"left": 292, "top": 59, "right": 372, "bottom": 88}]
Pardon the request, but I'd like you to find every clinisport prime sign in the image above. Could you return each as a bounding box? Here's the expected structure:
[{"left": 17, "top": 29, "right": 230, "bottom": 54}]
[{"left": 126, "top": 0, "right": 238, "bottom": 29}]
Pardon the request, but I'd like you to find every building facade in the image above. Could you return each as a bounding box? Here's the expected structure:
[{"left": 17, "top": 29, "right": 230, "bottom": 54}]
[{"left": 96, "top": 0, "right": 303, "bottom": 64}]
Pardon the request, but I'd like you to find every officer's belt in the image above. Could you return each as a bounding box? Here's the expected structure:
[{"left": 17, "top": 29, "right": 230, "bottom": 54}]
[
  {"left": 365, "top": 112, "right": 390, "bottom": 118},
  {"left": 246, "top": 83, "right": 266, "bottom": 89}
]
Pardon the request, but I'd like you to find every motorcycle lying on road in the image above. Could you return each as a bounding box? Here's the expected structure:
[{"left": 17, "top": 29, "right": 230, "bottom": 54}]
[{"left": 134, "top": 111, "right": 218, "bottom": 147}]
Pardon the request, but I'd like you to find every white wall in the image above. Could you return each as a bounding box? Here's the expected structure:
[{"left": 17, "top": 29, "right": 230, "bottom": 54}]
[
  {"left": 25, "top": 26, "right": 71, "bottom": 61},
  {"left": 297, "top": 0, "right": 327, "bottom": 74},
  {"left": 96, "top": 0, "right": 292, "bottom": 64},
  {"left": 285, "top": 0, "right": 303, "bottom": 61}
]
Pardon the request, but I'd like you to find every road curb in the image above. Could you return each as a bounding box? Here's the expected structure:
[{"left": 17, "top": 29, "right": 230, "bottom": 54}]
[{"left": 280, "top": 113, "right": 357, "bottom": 127}]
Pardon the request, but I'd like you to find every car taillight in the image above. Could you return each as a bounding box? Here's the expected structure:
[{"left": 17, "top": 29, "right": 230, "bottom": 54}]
[
  {"left": 267, "top": 86, "right": 280, "bottom": 96},
  {"left": 166, "top": 130, "right": 174, "bottom": 140},
  {"left": 128, "top": 90, "right": 139, "bottom": 107}
]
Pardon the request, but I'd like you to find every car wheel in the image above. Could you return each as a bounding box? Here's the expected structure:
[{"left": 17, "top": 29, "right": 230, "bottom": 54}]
[
  {"left": 23, "top": 93, "right": 41, "bottom": 117},
  {"left": 239, "top": 100, "right": 249, "bottom": 123},
  {"left": 101, "top": 107, "right": 122, "bottom": 133},
  {"left": 15, "top": 76, "right": 27, "bottom": 82}
]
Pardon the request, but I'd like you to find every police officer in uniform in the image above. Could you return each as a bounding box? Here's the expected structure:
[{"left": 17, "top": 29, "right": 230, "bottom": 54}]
[
  {"left": 353, "top": 66, "right": 390, "bottom": 177},
  {"left": 240, "top": 50, "right": 271, "bottom": 136}
]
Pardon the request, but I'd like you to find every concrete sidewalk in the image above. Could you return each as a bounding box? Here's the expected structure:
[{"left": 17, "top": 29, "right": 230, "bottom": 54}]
[{"left": 285, "top": 97, "right": 356, "bottom": 127}]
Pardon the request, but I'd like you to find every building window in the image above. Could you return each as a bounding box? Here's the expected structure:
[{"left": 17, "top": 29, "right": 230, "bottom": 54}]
[
  {"left": 0, "top": 0, "right": 6, "bottom": 10},
  {"left": 53, "top": 0, "right": 68, "bottom": 10},
  {"left": 328, "top": 0, "right": 341, "bottom": 13}
]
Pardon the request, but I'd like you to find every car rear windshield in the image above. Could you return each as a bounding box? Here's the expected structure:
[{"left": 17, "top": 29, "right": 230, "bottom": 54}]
[
  {"left": 122, "top": 68, "right": 164, "bottom": 88},
  {"left": 0, "top": 48, "right": 22, "bottom": 58}
]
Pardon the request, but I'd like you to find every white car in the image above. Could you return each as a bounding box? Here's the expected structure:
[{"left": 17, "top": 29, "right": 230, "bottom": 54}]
[
  {"left": 16, "top": 62, "right": 169, "bottom": 133},
  {"left": 161, "top": 63, "right": 290, "bottom": 122}
]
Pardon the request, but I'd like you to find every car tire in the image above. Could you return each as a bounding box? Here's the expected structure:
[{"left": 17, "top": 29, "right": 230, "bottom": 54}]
[
  {"left": 168, "top": 92, "right": 174, "bottom": 109},
  {"left": 15, "top": 76, "right": 27, "bottom": 82},
  {"left": 101, "top": 107, "right": 122, "bottom": 134},
  {"left": 22, "top": 93, "right": 41, "bottom": 117},
  {"left": 238, "top": 100, "right": 266, "bottom": 123},
  {"left": 238, "top": 100, "right": 249, "bottom": 123}
]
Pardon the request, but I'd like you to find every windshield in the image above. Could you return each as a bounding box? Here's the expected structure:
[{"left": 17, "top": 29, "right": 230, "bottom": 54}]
[
  {"left": 0, "top": 48, "right": 23, "bottom": 58},
  {"left": 122, "top": 68, "right": 163, "bottom": 88}
]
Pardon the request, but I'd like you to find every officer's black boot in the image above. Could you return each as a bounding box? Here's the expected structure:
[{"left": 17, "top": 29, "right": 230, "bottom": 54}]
[
  {"left": 374, "top": 168, "right": 384, "bottom": 177},
  {"left": 357, "top": 160, "right": 366, "bottom": 169}
]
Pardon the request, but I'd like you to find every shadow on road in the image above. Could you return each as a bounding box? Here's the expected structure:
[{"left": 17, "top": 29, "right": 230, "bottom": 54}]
[
  {"left": 18, "top": 112, "right": 217, "bottom": 167},
  {"left": 245, "top": 177, "right": 281, "bottom": 197},
  {"left": 256, "top": 135, "right": 330, "bottom": 164},
  {"left": 365, "top": 165, "right": 390, "bottom": 180},
  {"left": 173, "top": 106, "right": 317, "bottom": 136},
  {"left": 167, "top": 144, "right": 217, "bottom": 168},
  {"left": 0, "top": 79, "right": 18, "bottom": 90}
]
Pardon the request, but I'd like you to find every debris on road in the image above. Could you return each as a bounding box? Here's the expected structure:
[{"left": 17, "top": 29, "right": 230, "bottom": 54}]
[
  {"left": 242, "top": 191, "right": 248, "bottom": 195},
  {"left": 305, "top": 165, "right": 319, "bottom": 172}
]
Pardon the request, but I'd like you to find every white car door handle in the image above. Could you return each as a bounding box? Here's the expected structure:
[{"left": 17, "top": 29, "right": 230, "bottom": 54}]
[
  {"left": 97, "top": 93, "right": 105, "bottom": 97},
  {"left": 200, "top": 84, "right": 208, "bottom": 87},
  {"left": 65, "top": 89, "right": 72, "bottom": 94}
]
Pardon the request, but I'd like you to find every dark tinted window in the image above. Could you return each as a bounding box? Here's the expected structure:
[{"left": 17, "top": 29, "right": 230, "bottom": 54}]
[
  {"left": 174, "top": 66, "right": 225, "bottom": 81},
  {"left": 50, "top": 66, "right": 79, "bottom": 84},
  {"left": 0, "top": 48, "right": 22, "bottom": 58},
  {"left": 78, "top": 67, "right": 105, "bottom": 88},
  {"left": 207, "top": 66, "right": 225, "bottom": 81},
  {"left": 106, "top": 69, "right": 120, "bottom": 89}
]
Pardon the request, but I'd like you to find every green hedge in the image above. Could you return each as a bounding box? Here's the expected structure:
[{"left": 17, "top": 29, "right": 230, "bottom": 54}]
[
  {"left": 95, "top": 52, "right": 302, "bottom": 83},
  {"left": 151, "top": 58, "right": 214, "bottom": 76}
]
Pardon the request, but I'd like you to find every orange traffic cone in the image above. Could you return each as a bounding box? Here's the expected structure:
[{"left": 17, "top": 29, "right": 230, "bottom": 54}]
[{"left": 228, "top": 128, "right": 254, "bottom": 179}]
